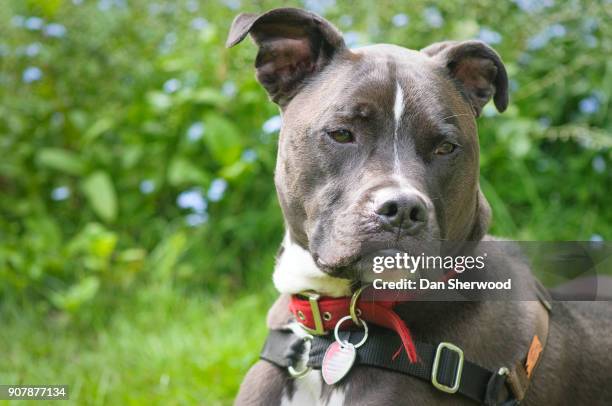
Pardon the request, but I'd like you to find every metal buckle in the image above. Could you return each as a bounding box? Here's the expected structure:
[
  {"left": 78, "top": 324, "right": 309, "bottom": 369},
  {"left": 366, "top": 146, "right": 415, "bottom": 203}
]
[
  {"left": 349, "top": 284, "right": 369, "bottom": 326},
  {"left": 287, "top": 334, "right": 313, "bottom": 378},
  {"left": 297, "top": 290, "right": 325, "bottom": 335},
  {"left": 431, "top": 342, "right": 464, "bottom": 394}
]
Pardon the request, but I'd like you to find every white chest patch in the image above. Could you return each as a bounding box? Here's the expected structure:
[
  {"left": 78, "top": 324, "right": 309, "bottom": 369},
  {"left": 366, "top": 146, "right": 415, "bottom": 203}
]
[
  {"left": 280, "top": 372, "right": 348, "bottom": 406},
  {"left": 273, "top": 234, "right": 351, "bottom": 297},
  {"left": 279, "top": 322, "right": 348, "bottom": 406}
]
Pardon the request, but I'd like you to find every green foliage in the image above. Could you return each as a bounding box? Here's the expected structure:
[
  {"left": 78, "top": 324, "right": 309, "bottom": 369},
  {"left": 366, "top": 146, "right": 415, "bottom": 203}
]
[{"left": 0, "top": 0, "right": 610, "bottom": 404}]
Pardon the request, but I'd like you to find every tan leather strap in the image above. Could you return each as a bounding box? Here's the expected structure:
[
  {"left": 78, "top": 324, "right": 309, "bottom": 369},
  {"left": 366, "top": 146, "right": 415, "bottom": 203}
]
[{"left": 507, "top": 285, "right": 551, "bottom": 401}]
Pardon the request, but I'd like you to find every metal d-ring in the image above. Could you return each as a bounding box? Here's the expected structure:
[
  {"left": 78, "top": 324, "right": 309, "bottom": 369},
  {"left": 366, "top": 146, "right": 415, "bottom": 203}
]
[
  {"left": 350, "top": 284, "right": 369, "bottom": 326},
  {"left": 334, "top": 315, "right": 369, "bottom": 349},
  {"left": 287, "top": 334, "right": 313, "bottom": 378}
]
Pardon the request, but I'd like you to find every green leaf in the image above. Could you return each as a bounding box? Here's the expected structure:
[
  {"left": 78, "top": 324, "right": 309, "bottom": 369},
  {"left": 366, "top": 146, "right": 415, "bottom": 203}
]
[
  {"left": 148, "top": 232, "right": 188, "bottom": 281},
  {"left": 51, "top": 276, "right": 100, "bottom": 312},
  {"left": 219, "top": 161, "right": 248, "bottom": 180},
  {"left": 191, "top": 88, "right": 226, "bottom": 105},
  {"left": 203, "top": 114, "right": 243, "bottom": 165},
  {"left": 83, "top": 118, "right": 114, "bottom": 143},
  {"left": 36, "top": 148, "right": 86, "bottom": 176},
  {"left": 81, "top": 171, "right": 118, "bottom": 222},
  {"left": 168, "top": 157, "right": 209, "bottom": 186}
]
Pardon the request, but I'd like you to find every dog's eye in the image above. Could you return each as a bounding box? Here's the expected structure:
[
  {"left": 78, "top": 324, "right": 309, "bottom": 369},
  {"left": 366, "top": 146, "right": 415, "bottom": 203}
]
[
  {"left": 327, "top": 129, "right": 354, "bottom": 143},
  {"left": 434, "top": 142, "right": 456, "bottom": 155}
]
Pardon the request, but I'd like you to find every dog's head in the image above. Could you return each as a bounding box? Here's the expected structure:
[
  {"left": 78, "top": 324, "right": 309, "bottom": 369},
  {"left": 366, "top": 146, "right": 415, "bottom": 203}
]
[{"left": 227, "top": 8, "right": 508, "bottom": 279}]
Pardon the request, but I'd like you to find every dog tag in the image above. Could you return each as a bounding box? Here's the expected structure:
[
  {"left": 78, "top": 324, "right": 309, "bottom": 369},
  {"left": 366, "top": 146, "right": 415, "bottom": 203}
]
[{"left": 322, "top": 341, "right": 356, "bottom": 385}]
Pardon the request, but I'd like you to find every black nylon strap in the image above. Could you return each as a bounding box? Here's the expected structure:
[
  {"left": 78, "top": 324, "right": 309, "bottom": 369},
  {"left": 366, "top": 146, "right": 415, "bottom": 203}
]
[{"left": 261, "top": 328, "right": 497, "bottom": 404}]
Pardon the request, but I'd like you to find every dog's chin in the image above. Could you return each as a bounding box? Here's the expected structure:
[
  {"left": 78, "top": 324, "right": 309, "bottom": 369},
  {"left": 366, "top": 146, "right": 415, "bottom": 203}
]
[
  {"left": 318, "top": 248, "right": 422, "bottom": 280},
  {"left": 313, "top": 228, "right": 442, "bottom": 278}
]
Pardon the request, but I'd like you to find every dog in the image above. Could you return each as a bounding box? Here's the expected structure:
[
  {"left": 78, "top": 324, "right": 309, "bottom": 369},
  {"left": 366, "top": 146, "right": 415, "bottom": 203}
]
[{"left": 226, "top": 8, "right": 612, "bottom": 405}]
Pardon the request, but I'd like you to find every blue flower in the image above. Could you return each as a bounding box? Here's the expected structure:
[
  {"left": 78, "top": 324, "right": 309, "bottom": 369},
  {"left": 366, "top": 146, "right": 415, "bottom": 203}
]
[
  {"left": 45, "top": 23, "right": 67, "bottom": 38},
  {"left": 223, "top": 0, "right": 241, "bottom": 10},
  {"left": 392, "top": 14, "right": 409, "bottom": 28},
  {"left": 98, "top": 0, "right": 113, "bottom": 11},
  {"left": 221, "top": 81, "right": 237, "bottom": 97},
  {"left": 163, "top": 78, "right": 181, "bottom": 94},
  {"left": 139, "top": 180, "right": 155, "bottom": 194},
  {"left": 527, "top": 32, "right": 549, "bottom": 50},
  {"left": 25, "top": 17, "right": 44, "bottom": 30},
  {"left": 478, "top": 27, "right": 502, "bottom": 45},
  {"left": 51, "top": 186, "right": 71, "bottom": 201},
  {"left": 538, "top": 117, "right": 551, "bottom": 128},
  {"left": 423, "top": 7, "right": 444, "bottom": 28},
  {"left": 509, "top": 79, "right": 520, "bottom": 93},
  {"left": 186, "top": 212, "right": 209, "bottom": 227},
  {"left": 208, "top": 178, "right": 228, "bottom": 202},
  {"left": 159, "top": 32, "right": 177, "bottom": 54},
  {"left": 343, "top": 32, "right": 362, "bottom": 48},
  {"left": 338, "top": 15, "right": 353, "bottom": 28},
  {"left": 186, "top": 122, "right": 205, "bottom": 142},
  {"left": 191, "top": 17, "right": 208, "bottom": 30},
  {"left": 262, "top": 115, "right": 282, "bottom": 134},
  {"left": 548, "top": 23, "right": 566, "bottom": 38},
  {"left": 527, "top": 24, "right": 566, "bottom": 50},
  {"left": 241, "top": 149, "right": 258, "bottom": 163},
  {"left": 512, "top": 0, "right": 554, "bottom": 13},
  {"left": 25, "top": 43, "right": 41, "bottom": 57},
  {"left": 148, "top": 3, "right": 162, "bottom": 16},
  {"left": 186, "top": 0, "right": 199, "bottom": 12},
  {"left": 579, "top": 95, "right": 600, "bottom": 114},
  {"left": 303, "top": 0, "right": 336, "bottom": 15},
  {"left": 22, "top": 66, "right": 42, "bottom": 83},
  {"left": 592, "top": 156, "right": 606, "bottom": 174},
  {"left": 177, "top": 188, "right": 207, "bottom": 213},
  {"left": 97, "top": 0, "right": 126, "bottom": 10}
]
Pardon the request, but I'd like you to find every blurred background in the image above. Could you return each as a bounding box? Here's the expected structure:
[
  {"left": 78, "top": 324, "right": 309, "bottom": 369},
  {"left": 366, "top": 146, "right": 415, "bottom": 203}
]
[{"left": 0, "top": 0, "right": 610, "bottom": 404}]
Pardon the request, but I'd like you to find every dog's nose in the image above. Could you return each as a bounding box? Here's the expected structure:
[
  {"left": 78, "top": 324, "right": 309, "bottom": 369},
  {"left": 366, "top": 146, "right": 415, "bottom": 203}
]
[{"left": 374, "top": 191, "right": 428, "bottom": 233}]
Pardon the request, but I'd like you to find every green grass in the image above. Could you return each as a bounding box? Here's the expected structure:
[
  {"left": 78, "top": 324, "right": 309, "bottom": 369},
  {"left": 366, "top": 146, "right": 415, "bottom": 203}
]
[{"left": 0, "top": 286, "right": 276, "bottom": 406}]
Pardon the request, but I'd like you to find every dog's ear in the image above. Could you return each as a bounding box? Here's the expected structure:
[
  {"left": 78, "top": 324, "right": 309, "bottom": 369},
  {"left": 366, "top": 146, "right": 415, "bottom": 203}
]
[
  {"left": 226, "top": 7, "right": 346, "bottom": 107},
  {"left": 421, "top": 40, "right": 508, "bottom": 117}
]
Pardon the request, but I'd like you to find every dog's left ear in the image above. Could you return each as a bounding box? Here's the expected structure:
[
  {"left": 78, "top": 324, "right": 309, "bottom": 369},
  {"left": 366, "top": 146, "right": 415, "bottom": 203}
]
[
  {"left": 421, "top": 40, "right": 508, "bottom": 117},
  {"left": 226, "top": 8, "right": 346, "bottom": 107}
]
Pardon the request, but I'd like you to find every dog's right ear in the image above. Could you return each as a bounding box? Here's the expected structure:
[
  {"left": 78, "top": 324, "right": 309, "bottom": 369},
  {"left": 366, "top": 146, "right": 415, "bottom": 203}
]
[{"left": 226, "top": 8, "right": 346, "bottom": 107}]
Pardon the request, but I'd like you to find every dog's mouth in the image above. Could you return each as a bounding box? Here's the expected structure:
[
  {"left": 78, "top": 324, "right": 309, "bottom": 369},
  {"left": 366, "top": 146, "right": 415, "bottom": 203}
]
[
  {"left": 314, "top": 248, "right": 414, "bottom": 279},
  {"left": 310, "top": 218, "right": 442, "bottom": 280}
]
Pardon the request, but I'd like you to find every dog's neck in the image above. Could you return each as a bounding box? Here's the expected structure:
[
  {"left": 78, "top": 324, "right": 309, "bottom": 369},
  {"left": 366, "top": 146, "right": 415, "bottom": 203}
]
[
  {"left": 270, "top": 233, "right": 543, "bottom": 365},
  {"left": 273, "top": 233, "right": 352, "bottom": 297}
]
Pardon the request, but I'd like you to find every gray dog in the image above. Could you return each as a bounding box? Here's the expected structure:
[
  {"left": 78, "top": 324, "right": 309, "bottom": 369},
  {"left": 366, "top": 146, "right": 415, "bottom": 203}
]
[{"left": 226, "top": 7, "right": 612, "bottom": 406}]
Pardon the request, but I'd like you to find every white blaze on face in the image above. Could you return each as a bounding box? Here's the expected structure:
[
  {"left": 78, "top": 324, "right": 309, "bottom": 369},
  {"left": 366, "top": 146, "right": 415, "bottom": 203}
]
[{"left": 393, "top": 81, "right": 405, "bottom": 175}]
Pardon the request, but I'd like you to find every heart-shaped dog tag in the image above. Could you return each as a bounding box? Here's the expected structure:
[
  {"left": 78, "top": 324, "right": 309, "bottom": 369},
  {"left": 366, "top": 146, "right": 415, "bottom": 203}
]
[{"left": 322, "top": 341, "right": 356, "bottom": 385}]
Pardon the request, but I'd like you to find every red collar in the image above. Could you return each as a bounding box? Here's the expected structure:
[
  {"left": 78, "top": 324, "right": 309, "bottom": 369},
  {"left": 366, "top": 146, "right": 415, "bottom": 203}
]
[
  {"left": 289, "top": 287, "right": 418, "bottom": 362},
  {"left": 289, "top": 272, "right": 461, "bottom": 363}
]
